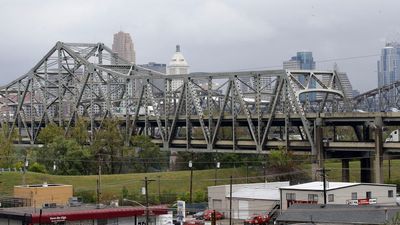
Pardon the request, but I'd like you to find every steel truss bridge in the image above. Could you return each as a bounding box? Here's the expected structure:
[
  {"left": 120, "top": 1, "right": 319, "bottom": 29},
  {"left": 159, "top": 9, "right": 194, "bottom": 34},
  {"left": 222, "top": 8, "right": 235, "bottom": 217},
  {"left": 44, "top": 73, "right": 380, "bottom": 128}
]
[{"left": 1, "top": 42, "right": 400, "bottom": 183}]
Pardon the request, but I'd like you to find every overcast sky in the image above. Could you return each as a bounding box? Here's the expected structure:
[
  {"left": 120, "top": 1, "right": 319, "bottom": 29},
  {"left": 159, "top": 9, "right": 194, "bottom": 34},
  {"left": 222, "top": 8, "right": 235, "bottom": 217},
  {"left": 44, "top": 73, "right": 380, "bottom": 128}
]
[{"left": 1, "top": 0, "right": 399, "bottom": 92}]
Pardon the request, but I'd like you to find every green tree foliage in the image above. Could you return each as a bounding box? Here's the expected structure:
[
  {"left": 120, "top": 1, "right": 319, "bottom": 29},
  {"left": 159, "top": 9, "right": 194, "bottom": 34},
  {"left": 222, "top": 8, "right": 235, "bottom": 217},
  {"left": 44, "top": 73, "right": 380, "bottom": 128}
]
[
  {"left": 37, "top": 136, "right": 92, "bottom": 175},
  {"left": 75, "top": 190, "right": 96, "bottom": 203},
  {"left": 92, "top": 118, "right": 124, "bottom": 174},
  {"left": 193, "top": 190, "right": 207, "bottom": 203},
  {"left": 28, "top": 162, "right": 47, "bottom": 173},
  {"left": 69, "top": 118, "right": 89, "bottom": 145},
  {"left": 0, "top": 123, "right": 15, "bottom": 168},
  {"left": 386, "top": 212, "right": 400, "bottom": 225},
  {"left": 267, "top": 147, "right": 310, "bottom": 182},
  {"left": 37, "top": 123, "right": 64, "bottom": 145},
  {"left": 131, "top": 135, "right": 163, "bottom": 172}
]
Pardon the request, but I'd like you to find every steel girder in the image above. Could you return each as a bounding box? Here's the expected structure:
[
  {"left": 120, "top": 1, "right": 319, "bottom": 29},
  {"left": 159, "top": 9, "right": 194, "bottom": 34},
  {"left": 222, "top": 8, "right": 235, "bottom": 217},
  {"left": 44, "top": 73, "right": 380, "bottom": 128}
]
[
  {"left": 354, "top": 82, "right": 400, "bottom": 112},
  {"left": 0, "top": 42, "right": 349, "bottom": 154}
]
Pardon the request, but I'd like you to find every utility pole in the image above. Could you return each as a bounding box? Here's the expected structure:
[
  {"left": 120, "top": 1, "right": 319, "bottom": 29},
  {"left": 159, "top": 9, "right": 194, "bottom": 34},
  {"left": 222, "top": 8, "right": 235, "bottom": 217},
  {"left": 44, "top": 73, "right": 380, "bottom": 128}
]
[
  {"left": 143, "top": 177, "right": 156, "bottom": 225},
  {"left": 246, "top": 163, "right": 249, "bottom": 183},
  {"left": 388, "top": 157, "right": 391, "bottom": 180},
  {"left": 157, "top": 175, "right": 161, "bottom": 203},
  {"left": 97, "top": 158, "right": 102, "bottom": 206},
  {"left": 229, "top": 176, "right": 233, "bottom": 225},
  {"left": 145, "top": 177, "right": 149, "bottom": 225},
  {"left": 317, "top": 167, "right": 330, "bottom": 205}
]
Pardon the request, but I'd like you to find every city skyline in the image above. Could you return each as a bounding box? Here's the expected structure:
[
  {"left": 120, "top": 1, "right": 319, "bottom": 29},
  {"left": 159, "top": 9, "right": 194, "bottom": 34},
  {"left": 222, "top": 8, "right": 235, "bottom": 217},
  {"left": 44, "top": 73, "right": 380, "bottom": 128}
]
[{"left": 1, "top": 1, "right": 400, "bottom": 92}]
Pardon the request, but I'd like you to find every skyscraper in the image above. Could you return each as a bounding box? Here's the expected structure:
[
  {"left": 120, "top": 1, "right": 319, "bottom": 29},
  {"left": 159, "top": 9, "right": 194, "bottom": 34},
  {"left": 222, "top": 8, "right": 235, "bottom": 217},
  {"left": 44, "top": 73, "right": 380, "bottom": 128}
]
[
  {"left": 139, "top": 62, "right": 167, "bottom": 91},
  {"left": 167, "top": 45, "right": 189, "bottom": 91},
  {"left": 283, "top": 51, "right": 316, "bottom": 101},
  {"left": 378, "top": 42, "right": 400, "bottom": 87},
  {"left": 337, "top": 72, "right": 353, "bottom": 99},
  {"left": 112, "top": 31, "right": 136, "bottom": 64}
]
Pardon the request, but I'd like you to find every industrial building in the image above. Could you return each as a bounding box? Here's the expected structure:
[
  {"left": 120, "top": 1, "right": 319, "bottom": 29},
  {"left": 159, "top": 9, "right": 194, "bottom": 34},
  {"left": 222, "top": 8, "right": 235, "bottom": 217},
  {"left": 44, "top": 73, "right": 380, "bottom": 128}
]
[
  {"left": 276, "top": 204, "right": 400, "bottom": 225},
  {"left": 208, "top": 181, "right": 289, "bottom": 219},
  {"left": 280, "top": 182, "right": 397, "bottom": 211},
  {"left": 14, "top": 183, "right": 73, "bottom": 208}
]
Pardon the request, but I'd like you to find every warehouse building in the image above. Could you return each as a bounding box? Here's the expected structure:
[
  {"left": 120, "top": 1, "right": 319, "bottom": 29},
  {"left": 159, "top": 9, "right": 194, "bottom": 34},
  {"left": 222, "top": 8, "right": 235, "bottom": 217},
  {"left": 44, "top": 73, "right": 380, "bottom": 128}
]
[
  {"left": 276, "top": 204, "right": 400, "bottom": 225},
  {"left": 208, "top": 181, "right": 289, "bottom": 219},
  {"left": 280, "top": 181, "right": 397, "bottom": 211}
]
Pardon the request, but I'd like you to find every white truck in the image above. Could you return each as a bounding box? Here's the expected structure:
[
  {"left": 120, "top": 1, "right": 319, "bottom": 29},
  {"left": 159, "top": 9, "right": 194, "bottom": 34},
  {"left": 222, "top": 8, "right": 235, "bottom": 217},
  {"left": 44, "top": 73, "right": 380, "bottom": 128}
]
[{"left": 385, "top": 129, "right": 400, "bottom": 142}]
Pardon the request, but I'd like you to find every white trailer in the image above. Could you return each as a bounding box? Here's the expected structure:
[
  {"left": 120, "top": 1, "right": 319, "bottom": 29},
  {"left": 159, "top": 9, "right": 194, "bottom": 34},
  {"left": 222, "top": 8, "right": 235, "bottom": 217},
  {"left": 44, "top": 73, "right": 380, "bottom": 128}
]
[{"left": 386, "top": 129, "right": 400, "bottom": 142}]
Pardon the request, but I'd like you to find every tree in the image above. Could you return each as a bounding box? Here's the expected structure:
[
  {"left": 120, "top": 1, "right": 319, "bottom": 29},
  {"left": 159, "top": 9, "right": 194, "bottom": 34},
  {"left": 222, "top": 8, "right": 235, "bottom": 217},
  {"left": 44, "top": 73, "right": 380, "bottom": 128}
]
[
  {"left": 0, "top": 123, "right": 16, "bottom": 168},
  {"left": 37, "top": 123, "right": 64, "bottom": 145},
  {"left": 267, "top": 147, "right": 310, "bottom": 182},
  {"left": 68, "top": 118, "right": 89, "bottom": 146},
  {"left": 36, "top": 136, "right": 93, "bottom": 175},
  {"left": 91, "top": 118, "right": 124, "bottom": 174},
  {"left": 131, "top": 135, "right": 163, "bottom": 172}
]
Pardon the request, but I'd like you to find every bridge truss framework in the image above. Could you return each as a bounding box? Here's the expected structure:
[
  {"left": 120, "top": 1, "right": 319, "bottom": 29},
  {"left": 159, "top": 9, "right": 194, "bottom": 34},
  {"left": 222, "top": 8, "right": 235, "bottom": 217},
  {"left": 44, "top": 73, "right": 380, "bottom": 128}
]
[{"left": 1, "top": 42, "right": 398, "bottom": 183}]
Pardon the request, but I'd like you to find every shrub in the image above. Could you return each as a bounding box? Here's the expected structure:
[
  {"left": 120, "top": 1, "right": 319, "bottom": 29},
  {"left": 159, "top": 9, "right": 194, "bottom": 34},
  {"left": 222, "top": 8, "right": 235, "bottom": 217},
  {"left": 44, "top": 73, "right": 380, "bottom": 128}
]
[{"left": 28, "top": 162, "right": 47, "bottom": 173}]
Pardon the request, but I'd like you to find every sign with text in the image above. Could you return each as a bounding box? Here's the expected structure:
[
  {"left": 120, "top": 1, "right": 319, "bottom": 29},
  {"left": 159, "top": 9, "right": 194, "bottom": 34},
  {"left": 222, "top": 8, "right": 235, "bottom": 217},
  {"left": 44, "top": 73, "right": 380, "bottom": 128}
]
[{"left": 177, "top": 200, "right": 186, "bottom": 222}]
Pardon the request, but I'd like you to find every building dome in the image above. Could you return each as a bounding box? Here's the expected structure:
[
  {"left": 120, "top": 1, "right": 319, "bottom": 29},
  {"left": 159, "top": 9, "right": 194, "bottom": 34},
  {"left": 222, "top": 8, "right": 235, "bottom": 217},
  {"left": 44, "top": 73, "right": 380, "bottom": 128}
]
[{"left": 169, "top": 45, "right": 189, "bottom": 67}]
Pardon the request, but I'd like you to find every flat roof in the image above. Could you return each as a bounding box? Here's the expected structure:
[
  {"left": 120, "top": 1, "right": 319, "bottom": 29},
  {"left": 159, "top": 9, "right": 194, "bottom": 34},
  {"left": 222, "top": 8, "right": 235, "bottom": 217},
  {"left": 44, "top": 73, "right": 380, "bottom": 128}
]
[
  {"left": 0, "top": 205, "right": 168, "bottom": 223},
  {"left": 14, "top": 184, "right": 72, "bottom": 188},
  {"left": 225, "top": 182, "right": 289, "bottom": 201},
  {"left": 276, "top": 204, "right": 400, "bottom": 224},
  {"left": 280, "top": 182, "right": 396, "bottom": 191}
]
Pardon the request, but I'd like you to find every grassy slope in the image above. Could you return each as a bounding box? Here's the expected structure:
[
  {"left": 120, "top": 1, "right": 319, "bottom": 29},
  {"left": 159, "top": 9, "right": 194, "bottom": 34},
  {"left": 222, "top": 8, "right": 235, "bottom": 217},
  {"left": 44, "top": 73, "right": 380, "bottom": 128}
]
[
  {"left": 1, "top": 159, "right": 400, "bottom": 197},
  {"left": 0, "top": 167, "right": 257, "bottom": 197}
]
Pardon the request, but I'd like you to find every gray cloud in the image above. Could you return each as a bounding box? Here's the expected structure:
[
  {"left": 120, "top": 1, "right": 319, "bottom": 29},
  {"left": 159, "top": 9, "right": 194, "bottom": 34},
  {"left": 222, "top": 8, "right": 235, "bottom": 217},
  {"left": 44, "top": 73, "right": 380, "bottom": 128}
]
[{"left": 1, "top": 0, "right": 400, "bottom": 92}]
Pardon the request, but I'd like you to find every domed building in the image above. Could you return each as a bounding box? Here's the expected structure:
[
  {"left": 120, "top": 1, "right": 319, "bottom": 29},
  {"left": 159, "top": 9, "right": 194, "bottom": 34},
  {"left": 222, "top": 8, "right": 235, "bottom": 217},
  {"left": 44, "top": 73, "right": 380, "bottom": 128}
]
[{"left": 167, "top": 45, "right": 189, "bottom": 91}]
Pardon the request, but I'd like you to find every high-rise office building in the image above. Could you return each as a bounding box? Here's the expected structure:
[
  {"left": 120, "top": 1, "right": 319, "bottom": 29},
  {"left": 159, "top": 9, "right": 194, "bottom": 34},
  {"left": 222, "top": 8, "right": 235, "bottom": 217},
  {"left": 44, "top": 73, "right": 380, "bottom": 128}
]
[
  {"left": 167, "top": 45, "right": 189, "bottom": 91},
  {"left": 283, "top": 51, "right": 316, "bottom": 101},
  {"left": 112, "top": 31, "right": 136, "bottom": 64},
  {"left": 378, "top": 42, "right": 400, "bottom": 87},
  {"left": 139, "top": 62, "right": 167, "bottom": 91},
  {"left": 336, "top": 72, "right": 353, "bottom": 99}
]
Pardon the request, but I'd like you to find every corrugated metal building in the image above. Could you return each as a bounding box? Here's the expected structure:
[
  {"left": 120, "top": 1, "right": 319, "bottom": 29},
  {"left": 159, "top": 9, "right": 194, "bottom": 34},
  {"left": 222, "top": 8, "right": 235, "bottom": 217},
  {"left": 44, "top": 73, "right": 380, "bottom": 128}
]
[
  {"left": 208, "top": 182, "right": 289, "bottom": 219},
  {"left": 280, "top": 182, "right": 397, "bottom": 211}
]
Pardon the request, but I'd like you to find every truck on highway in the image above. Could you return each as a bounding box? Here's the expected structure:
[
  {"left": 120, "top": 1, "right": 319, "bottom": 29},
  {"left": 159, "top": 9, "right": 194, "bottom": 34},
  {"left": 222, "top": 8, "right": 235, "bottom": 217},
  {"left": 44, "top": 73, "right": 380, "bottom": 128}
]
[{"left": 385, "top": 129, "right": 400, "bottom": 142}]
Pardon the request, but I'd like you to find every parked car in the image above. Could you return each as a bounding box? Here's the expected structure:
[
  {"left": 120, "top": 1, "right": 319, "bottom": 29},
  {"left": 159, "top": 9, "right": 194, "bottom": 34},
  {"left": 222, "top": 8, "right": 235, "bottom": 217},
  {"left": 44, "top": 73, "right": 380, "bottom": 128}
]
[
  {"left": 193, "top": 211, "right": 204, "bottom": 220},
  {"left": 184, "top": 219, "right": 205, "bottom": 225},
  {"left": 203, "top": 210, "right": 224, "bottom": 221},
  {"left": 244, "top": 214, "right": 271, "bottom": 225}
]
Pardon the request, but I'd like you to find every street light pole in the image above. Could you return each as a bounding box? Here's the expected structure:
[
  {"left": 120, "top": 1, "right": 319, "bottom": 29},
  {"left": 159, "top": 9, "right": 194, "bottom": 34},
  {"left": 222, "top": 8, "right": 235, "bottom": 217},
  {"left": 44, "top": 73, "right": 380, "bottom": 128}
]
[
  {"left": 189, "top": 160, "right": 193, "bottom": 203},
  {"left": 214, "top": 161, "right": 220, "bottom": 186}
]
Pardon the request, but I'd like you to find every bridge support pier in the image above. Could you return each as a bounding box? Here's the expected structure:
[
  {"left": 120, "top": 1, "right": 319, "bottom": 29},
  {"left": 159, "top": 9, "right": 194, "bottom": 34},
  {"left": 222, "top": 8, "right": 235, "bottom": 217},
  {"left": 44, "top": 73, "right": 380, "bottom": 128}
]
[
  {"left": 342, "top": 159, "right": 350, "bottom": 182},
  {"left": 372, "top": 117, "right": 384, "bottom": 183},
  {"left": 313, "top": 118, "right": 324, "bottom": 180},
  {"left": 169, "top": 151, "right": 178, "bottom": 171},
  {"left": 360, "top": 156, "right": 372, "bottom": 183}
]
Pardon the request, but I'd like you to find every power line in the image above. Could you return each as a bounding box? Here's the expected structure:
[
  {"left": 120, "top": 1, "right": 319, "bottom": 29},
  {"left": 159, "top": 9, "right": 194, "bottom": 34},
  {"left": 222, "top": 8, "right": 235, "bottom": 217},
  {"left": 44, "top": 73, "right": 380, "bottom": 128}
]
[{"left": 216, "top": 53, "right": 381, "bottom": 72}]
